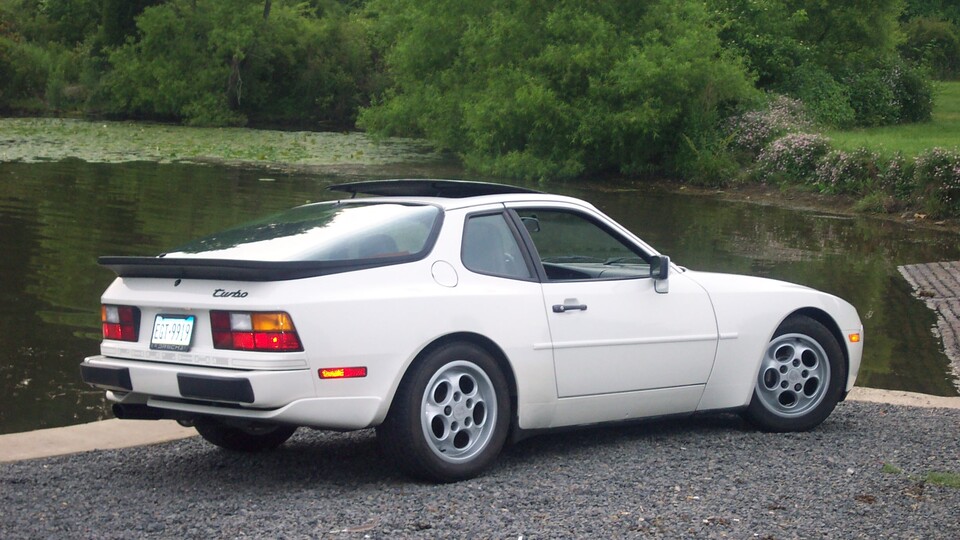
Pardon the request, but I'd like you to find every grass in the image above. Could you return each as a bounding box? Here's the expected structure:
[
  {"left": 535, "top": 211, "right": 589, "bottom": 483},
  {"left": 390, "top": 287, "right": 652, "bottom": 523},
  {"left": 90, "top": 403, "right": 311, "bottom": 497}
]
[
  {"left": 826, "top": 81, "right": 960, "bottom": 157},
  {"left": 881, "top": 462, "right": 960, "bottom": 489},
  {"left": 925, "top": 471, "right": 960, "bottom": 489}
]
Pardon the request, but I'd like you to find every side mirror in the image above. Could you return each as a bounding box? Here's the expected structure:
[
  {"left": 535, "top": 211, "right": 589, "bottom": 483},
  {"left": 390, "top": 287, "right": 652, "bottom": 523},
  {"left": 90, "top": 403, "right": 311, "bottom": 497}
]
[
  {"left": 521, "top": 216, "right": 540, "bottom": 233},
  {"left": 650, "top": 255, "right": 669, "bottom": 293}
]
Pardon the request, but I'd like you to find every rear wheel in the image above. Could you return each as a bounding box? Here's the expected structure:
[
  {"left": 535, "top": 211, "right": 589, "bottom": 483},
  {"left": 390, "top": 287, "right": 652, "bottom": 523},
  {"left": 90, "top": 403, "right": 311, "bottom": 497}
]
[
  {"left": 744, "top": 315, "right": 846, "bottom": 432},
  {"left": 194, "top": 417, "right": 297, "bottom": 452},
  {"left": 377, "top": 342, "right": 510, "bottom": 482}
]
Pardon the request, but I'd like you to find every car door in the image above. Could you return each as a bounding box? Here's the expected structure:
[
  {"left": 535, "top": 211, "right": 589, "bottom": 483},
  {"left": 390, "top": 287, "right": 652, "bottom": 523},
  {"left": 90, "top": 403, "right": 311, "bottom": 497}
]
[{"left": 509, "top": 205, "right": 719, "bottom": 399}]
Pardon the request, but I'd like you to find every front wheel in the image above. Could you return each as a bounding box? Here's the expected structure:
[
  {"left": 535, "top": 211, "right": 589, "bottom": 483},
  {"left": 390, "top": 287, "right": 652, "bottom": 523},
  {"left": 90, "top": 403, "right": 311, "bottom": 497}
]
[
  {"left": 377, "top": 342, "right": 510, "bottom": 482},
  {"left": 744, "top": 315, "right": 846, "bottom": 432},
  {"left": 194, "top": 417, "right": 297, "bottom": 452}
]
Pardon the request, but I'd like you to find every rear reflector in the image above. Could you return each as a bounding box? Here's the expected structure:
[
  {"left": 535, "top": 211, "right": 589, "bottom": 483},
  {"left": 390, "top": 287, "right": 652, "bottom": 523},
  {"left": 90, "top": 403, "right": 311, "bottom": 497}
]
[
  {"left": 102, "top": 305, "right": 140, "bottom": 342},
  {"left": 211, "top": 310, "right": 303, "bottom": 352},
  {"left": 319, "top": 367, "right": 367, "bottom": 379}
]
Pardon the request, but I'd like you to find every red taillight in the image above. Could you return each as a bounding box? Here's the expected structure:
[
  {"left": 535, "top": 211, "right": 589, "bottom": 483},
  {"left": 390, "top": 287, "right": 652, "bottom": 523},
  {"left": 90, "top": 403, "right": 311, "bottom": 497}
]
[
  {"left": 101, "top": 305, "right": 140, "bottom": 342},
  {"left": 210, "top": 311, "right": 303, "bottom": 352}
]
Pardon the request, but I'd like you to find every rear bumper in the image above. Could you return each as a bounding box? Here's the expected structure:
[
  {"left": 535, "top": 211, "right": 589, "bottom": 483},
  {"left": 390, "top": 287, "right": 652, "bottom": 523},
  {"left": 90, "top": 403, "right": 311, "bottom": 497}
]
[{"left": 80, "top": 355, "right": 383, "bottom": 430}]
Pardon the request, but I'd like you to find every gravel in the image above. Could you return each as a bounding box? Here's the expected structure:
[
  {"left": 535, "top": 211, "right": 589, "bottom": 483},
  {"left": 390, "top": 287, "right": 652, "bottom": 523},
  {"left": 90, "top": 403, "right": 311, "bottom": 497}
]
[{"left": 1, "top": 401, "right": 958, "bottom": 539}]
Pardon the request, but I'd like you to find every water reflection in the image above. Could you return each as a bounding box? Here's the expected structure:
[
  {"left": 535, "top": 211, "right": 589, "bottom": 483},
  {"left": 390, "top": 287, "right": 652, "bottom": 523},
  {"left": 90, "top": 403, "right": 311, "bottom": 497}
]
[{"left": 1, "top": 161, "right": 957, "bottom": 434}]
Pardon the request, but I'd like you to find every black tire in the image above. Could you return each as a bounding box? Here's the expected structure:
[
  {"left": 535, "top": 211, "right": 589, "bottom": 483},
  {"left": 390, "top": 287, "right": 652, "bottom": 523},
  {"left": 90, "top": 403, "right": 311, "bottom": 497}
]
[
  {"left": 744, "top": 315, "right": 847, "bottom": 432},
  {"left": 194, "top": 417, "right": 297, "bottom": 452},
  {"left": 376, "top": 342, "right": 511, "bottom": 482}
]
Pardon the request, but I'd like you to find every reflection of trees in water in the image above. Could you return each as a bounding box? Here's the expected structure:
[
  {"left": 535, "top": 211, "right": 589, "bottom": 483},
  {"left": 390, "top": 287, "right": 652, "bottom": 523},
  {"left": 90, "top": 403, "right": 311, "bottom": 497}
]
[
  {"left": 14, "top": 161, "right": 328, "bottom": 333},
  {"left": 599, "top": 188, "right": 960, "bottom": 395}
]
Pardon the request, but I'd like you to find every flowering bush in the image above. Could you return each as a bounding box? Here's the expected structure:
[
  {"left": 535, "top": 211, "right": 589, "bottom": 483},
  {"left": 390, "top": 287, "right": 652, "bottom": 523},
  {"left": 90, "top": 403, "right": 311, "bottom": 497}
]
[
  {"left": 877, "top": 152, "right": 915, "bottom": 200},
  {"left": 814, "top": 148, "right": 880, "bottom": 195},
  {"left": 913, "top": 148, "right": 960, "bottom": 217},
  {"left": 725, "top": 95, "right": 811, "bottom": 155},
  {"left": 755, "top": 132, "right": 831, "bottom": 184}
]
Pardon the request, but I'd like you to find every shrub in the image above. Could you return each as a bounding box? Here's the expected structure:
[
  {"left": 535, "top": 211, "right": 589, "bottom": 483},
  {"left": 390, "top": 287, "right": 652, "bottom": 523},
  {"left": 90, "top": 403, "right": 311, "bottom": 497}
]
[
  {"left": 844, "top": 62, "right": 934, "bottom": 126},
  {"left": 785, "top": 63, "right": 855, "bottom": 127},
  {"left": 0, "top": 36, "right": 49, "bottom": 110},
  {"left": 900, "top": 16, "right": 960, "bottom": 80},
  {"left": 890, "top": 62, "right": 934, "bottom": 123},
  {"left": 878, "top": 152, "right": 916, "bottom": 200},
  {"left": 913, "top": 148, "right": 960, "bottom": 217},
  {"left": 814, "top": 148, "right": 880, "bottom": 195},
  {"left": 846, "top": 69, "right": 899, "bottom": 127},
  {"left": 724, "top": 94, "right": 811, "bottom": 154},
  {"left": 755, "top": 132, "right": 831, "bottom": 184}
]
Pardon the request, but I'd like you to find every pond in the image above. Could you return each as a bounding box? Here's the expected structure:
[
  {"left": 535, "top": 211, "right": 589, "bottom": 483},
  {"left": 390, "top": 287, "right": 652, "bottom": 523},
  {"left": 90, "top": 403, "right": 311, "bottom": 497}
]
[{"left": 1, "top": 160, "right": 958, "bottom": 435}]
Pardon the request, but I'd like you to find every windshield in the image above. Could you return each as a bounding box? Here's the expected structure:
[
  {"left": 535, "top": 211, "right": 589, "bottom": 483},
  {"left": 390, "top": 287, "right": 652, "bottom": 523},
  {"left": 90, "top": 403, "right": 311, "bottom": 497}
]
[{"left": 164, "top": 202, "right": 442, "bottom": 262}]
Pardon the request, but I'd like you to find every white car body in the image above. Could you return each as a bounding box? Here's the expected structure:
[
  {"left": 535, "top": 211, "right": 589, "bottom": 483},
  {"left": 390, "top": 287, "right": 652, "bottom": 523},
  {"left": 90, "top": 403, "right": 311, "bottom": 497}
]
[{"left": 81, "top": 181, "right": 863, "bottom": 480}]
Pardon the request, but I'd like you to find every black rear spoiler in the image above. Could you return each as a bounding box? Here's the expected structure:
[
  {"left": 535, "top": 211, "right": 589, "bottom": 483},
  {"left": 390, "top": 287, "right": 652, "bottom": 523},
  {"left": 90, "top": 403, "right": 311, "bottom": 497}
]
[{"left": 98, "top": 255, "right": 416, "bottom": 282}]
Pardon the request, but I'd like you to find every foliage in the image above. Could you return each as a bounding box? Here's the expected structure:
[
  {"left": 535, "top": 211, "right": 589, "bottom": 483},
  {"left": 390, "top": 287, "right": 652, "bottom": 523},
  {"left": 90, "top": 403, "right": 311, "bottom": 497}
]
[
  {"left": 360, "top": 0, "right": 757, "bottom": 180},
  {"left": 901, "top": 16, "right": 960, "bottom": 80},
  {"left": 755, "top": 133, "right": 832, "bottom": 185},
  {"left": 814, "top": 148, "right": 881, "bottom": 195},
  {"left": 102, "top": 0, "right": 373, "bottom": 127},
  {"left": 712, "top": 0, "right": 934, "bottom": 126},
  {"left": 913, "top": 147, "right": 960, "bottom": 217},
  {"left": 786, "top": 64, "right": 855, "bottom": 128},
  {"left": 724, "top": 94, "right": 810, "bottom": 154},
  {"left": 0, "top": 36, "right": 49, "bottom": 111}
]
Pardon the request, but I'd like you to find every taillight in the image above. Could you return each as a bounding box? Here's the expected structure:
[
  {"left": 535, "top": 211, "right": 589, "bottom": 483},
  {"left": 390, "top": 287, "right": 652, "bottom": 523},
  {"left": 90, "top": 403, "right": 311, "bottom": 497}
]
[
  {"left": 102, "top": 305, "right": 140, "bottom": 342},
  {"left": 211, "top": 311, "right": 303, "bottom": 352}
]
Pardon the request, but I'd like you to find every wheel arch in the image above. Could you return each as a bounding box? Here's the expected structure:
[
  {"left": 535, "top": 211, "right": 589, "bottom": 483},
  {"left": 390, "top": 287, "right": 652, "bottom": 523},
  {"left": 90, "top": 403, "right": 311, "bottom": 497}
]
[
  {"left": 387, "top": 332, "right": 519, "bottom": 425},
  {"left": 787, "top": 307, "right": 849, "bottom": 378}
]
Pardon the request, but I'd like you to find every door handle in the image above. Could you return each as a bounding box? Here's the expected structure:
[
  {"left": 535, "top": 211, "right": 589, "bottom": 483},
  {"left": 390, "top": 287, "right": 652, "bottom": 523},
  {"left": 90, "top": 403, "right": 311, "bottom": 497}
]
[{"left": 553, "top": 304, "right": 587, "bottom": 313}]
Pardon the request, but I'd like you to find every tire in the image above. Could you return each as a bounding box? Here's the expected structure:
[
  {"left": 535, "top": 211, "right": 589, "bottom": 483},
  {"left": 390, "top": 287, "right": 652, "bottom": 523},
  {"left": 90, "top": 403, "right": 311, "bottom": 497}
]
[
  {"left": 743, "top": 315, "right": 847, "bottom": 432},
  {"left": 377, "top": 342, "right": 511, "bottom": 482},
  {"left": 194, "top": 417, "right": 297, "bottom": 452}
]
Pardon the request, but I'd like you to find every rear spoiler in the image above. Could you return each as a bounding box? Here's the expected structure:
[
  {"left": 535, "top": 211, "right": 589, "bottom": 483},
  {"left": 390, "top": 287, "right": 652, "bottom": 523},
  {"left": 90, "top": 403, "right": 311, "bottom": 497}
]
[{"left": 98, "top": 255, "right": 417, "bottom": 282}]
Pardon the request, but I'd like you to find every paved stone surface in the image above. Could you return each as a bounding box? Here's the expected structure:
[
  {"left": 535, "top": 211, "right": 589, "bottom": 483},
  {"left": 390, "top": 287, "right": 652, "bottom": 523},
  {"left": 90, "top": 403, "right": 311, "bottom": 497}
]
[{"left": 898, "top": 260, "right": 960, "bottom": 388}]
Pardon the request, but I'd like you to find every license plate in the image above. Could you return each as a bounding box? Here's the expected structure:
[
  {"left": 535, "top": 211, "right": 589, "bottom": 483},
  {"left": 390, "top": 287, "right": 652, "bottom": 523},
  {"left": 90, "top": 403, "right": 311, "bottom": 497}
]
[{"left": 150, "top": 315, "right": 196, "bottom": 351}]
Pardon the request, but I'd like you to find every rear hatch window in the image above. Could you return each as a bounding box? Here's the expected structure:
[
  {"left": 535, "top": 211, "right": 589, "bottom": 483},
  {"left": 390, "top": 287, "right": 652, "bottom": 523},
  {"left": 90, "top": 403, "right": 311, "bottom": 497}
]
[{"left": 164, "top": 202, "right": 441, "bottom": 263}]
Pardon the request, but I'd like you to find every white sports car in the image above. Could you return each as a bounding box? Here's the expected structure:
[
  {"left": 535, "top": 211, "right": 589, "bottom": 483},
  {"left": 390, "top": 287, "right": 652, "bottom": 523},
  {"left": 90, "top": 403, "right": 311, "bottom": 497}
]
[{"left": 81, "top": 180, "right": 863, "bottom": 482}]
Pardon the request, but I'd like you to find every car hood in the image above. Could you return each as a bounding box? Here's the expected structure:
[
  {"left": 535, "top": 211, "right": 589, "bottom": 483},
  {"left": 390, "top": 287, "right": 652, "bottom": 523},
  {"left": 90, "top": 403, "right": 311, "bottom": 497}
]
[
  {"left": 682, "top": 269, "right": 816, "bottom": 295},
  {"left": 681, "top": 268, "right": 861, "bottom": 331}
]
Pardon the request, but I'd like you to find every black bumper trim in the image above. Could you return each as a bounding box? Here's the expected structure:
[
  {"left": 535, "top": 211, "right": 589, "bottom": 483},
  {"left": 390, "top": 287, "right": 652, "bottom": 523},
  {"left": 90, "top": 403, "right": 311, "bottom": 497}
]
[
  {"left": 177, "top": 374, "right": 255, "bottom": 404},
  {"left": 80, "top": 364, "right": 133, "bottom": 392}
]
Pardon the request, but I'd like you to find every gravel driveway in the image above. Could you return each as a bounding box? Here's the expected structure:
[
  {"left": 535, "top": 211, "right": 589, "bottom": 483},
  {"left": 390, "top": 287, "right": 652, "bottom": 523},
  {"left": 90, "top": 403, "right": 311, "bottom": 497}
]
[{"left": 1, "top": 401, "right": 958, "bottom": 539}]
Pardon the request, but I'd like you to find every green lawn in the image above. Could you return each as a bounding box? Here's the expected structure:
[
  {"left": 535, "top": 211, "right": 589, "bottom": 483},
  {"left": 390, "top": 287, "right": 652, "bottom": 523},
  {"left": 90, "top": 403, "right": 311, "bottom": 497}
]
[{"left": 826, "top": 81, "right": 960, "bottom": 157}]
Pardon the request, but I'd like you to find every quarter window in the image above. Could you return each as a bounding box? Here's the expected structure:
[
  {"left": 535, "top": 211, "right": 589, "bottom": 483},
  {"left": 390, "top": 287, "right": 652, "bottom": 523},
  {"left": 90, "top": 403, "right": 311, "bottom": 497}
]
[{"left": 461, "top": 214, "right": 531, "bottom": 279}]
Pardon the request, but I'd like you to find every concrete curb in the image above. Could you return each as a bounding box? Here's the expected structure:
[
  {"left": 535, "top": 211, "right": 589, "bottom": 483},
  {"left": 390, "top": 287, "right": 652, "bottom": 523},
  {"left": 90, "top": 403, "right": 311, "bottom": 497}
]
[
  {"left": 0, "top": 418, "right": 196, "bottom": 463},
  {"left": 1, "top": 387, "right": 958, "bottom": 464}
]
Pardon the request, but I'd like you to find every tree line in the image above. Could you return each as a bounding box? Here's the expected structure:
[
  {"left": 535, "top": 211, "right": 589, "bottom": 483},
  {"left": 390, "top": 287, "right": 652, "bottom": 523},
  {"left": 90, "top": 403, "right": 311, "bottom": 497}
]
[{"left": 1, "top": 0, "right": 958, "bottom": 181}]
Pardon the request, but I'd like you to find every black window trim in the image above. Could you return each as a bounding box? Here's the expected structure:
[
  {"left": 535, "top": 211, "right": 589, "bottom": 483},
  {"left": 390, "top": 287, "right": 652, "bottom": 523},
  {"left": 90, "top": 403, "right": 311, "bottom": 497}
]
[
  {"left": 460, "top": 210, "right": 540, "bottom": 282},
  {"left": 506, "top": 207, "right": 654, "bottom": 283}
]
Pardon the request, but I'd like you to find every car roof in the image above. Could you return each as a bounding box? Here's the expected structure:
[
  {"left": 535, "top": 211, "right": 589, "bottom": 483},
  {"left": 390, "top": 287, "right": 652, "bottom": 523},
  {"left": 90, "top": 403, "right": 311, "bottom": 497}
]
[{"left": 327, "top": 179, "right": 595, "bottom": 211}]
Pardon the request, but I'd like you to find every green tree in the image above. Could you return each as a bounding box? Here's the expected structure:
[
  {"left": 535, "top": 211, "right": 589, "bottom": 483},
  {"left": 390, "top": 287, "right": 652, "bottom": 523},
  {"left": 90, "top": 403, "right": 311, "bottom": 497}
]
[
  {"left": 901, "top": 16, "right": 960, "bottom": 79},
  {"left": 712, "top": 0, "right": 932, "bottom": 126},
  {"left": 360, "top": 0, "right": 756, "bottom": 180},
  {"left": 102, "top": 0, "right": 372, "bottom": 126}
]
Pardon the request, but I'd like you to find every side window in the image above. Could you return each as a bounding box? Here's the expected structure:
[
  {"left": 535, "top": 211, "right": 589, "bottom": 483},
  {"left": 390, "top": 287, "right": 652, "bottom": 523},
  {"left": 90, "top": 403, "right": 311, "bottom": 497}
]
[
  {"left": 517, "top": 209, "right": 648, "bottom": 281},
  {"left": 461, "top": 213, "right": 531, "bottom": 279}
]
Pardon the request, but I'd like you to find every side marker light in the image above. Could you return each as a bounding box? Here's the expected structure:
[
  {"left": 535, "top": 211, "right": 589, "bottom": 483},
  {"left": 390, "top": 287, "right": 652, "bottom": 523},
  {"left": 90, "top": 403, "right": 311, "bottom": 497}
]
[{"left": 319, "top": 367, "right": 367, "bottom": 379}]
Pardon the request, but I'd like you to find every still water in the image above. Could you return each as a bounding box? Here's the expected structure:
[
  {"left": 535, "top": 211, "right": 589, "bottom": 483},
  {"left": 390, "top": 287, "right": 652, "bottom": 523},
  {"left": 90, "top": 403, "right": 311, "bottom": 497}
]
[{"left": 1, "top": 160, "right": 958, "bottom": 434}]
